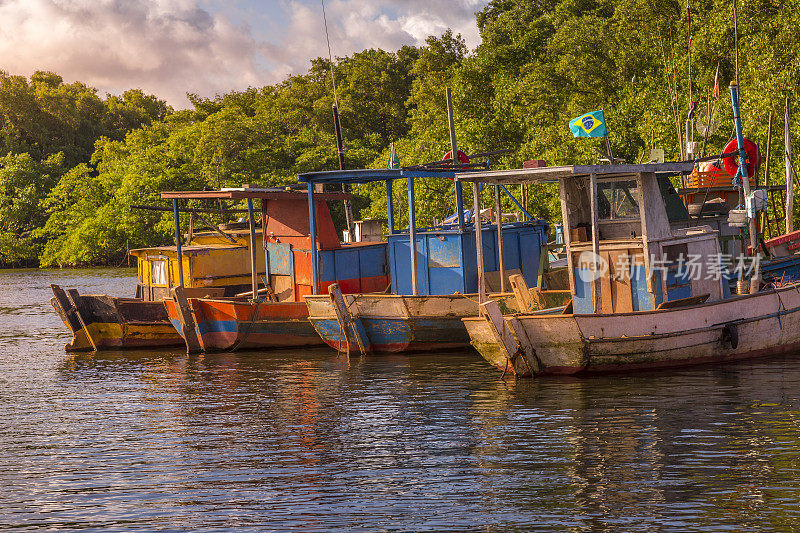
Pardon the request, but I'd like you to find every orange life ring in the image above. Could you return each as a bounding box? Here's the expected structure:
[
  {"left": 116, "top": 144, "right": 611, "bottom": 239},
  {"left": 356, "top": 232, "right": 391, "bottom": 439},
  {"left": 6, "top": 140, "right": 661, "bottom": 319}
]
[{"left": 722, "top": 138, "right": 760, "bottom": 179}]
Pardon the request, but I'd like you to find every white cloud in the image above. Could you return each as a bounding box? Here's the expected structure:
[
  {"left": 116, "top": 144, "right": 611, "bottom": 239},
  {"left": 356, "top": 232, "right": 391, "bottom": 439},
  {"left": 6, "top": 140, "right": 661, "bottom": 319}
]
[{"left": 0, "top": 0, "right": 487, "bottom": 108}]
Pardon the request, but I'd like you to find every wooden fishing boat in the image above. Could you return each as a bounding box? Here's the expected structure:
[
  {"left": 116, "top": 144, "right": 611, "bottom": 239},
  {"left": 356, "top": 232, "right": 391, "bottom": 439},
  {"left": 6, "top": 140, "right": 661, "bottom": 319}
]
[
  {"left": 50, "top": 224, "right": 265, "bottom": 352},
  {"left": 162, "top": 187, "right": 390, "bottom": 352},
  {"left": 296, "top": 168, "right": 566, "bottom": 355},
  {"left": 50, "top": 284, "right": 188, "bottom": 351},
  {"left": 459, "top": 89, "right": 800, "bottom": 376},
  {"left": 466, "top": 284, "right": 800, "bottom": 376}
]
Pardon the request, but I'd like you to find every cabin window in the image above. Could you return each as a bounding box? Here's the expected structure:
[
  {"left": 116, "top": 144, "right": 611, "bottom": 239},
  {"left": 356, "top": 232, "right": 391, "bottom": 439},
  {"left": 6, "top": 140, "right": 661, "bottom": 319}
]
[
  {"left": 151, "top": 259, "right": 169, "bottom": 286},
  {"left": 598, "top": 180, "right": 640, "bottom": 220}
]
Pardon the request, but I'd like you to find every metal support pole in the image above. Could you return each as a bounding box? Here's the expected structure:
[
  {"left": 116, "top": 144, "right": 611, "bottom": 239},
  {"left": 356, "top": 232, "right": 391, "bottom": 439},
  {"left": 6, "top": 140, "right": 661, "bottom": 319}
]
[
  {"left": 307, "top": 182, "right": 319, "bottom": 294},
  {"left": 408, "top": 177, "right": 419, "bottom": 296},
  {"left": 473, "top": 183, "right": 486, "bottom": 302},
  {"left": 386, "top": 179, "right": 394, "bottom": 235},
  {"left": 495, "top": 185, "right": 506, "bottom": 293},
  {"left": 446, "top": 88, "right": 465, "bottom": 231},
  {"left": 730, "top": 83, "right": 758, "bottom": 256},
  {"left": 500, "top": 185, "right": 534, "bottom": 220},
  {"left": 172, "top": 199, "right": 184, "bottom": 288},
  {"left": 247, "top": 198, "right": 258, "bottom": 299},
  {"left": 786, "top": 96, "right": 794, "bottom": 233}
]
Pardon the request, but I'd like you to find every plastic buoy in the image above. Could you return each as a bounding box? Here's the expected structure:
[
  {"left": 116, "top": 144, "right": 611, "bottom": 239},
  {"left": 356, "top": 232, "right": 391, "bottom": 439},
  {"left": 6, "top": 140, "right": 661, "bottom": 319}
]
[{"left": 722, "top": 138, "right": 761, "bottom": 178}]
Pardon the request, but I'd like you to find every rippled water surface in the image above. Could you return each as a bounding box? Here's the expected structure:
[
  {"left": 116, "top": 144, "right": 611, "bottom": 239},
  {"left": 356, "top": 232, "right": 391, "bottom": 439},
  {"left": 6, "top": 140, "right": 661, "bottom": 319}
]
[{"left": 4, "top": 268, "right": 800, "bottom": 531}]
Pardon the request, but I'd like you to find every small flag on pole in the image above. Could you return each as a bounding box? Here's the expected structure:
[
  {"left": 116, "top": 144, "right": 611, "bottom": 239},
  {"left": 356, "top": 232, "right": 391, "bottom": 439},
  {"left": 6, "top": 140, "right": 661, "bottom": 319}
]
[
  {"left": 569, "top": 110, "right": 607, "bottom": 138},
  {"left": 387, "top": 142, "right": 400, "bottom": 169}
]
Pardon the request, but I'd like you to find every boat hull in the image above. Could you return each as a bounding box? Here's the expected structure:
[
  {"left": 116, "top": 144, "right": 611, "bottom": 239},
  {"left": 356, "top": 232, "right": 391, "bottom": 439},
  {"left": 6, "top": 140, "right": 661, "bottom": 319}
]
[
  {"left": 305, "top": 292, "right": 570, "bottom": 355},
  {"left": 465, "top": 286, "right": 800, "bottom": 377},
  {"left": 164, "top": 298, "right": 323, "bottom": 352},
  {"left": 50, "top": 285, "right": 183, "bottom": 352}
]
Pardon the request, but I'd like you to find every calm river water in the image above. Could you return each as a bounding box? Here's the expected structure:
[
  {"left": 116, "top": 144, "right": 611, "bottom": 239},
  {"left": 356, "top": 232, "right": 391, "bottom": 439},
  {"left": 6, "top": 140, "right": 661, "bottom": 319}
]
[{"left": 3, "top": 268, "right": 800, "bottom": 531}]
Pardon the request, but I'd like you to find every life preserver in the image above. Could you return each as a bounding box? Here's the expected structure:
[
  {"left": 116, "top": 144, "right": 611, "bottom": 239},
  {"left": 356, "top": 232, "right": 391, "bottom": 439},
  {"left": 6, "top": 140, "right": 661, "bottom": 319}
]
[
  {"left": 443, "top": 150, "right": 470, "bottom": 167},
  {"left": 722, "top": 137, "right": 760, "bottom": 178},
  {"left": 442, "top": 150, "right": 470, "bottom": 180}
]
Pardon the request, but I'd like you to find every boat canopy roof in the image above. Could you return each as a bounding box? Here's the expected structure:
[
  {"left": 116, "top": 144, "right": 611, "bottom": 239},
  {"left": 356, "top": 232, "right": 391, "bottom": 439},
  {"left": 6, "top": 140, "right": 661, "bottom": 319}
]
[
  {"left": 454, "top": 162, "right": 695, "bottom": 185},
  {"left": 297, "top": 168, "right": 459, "bottom": 185},
  {"left": 161, "top": 187, "right": 351, "bottom": 201}
]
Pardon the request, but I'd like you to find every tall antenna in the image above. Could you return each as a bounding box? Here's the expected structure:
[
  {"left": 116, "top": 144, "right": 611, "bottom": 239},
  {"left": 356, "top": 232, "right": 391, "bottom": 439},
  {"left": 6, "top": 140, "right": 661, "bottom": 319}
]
[{"left": 321, "top": 0, "right": 339, "bottom": 107}]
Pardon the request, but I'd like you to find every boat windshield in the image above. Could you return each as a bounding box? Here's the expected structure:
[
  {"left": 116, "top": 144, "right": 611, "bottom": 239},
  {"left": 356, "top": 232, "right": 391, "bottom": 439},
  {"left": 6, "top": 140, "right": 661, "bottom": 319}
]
[{"left": 598, "top": 180, "right": 640, "bottom": 220}]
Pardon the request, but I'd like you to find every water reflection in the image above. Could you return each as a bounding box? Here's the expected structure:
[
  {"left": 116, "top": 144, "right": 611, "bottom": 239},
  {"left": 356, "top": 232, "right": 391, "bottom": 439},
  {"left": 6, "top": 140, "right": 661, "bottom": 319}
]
[{"left": 4, "top": 268, "right": 800, "bottom": 530}]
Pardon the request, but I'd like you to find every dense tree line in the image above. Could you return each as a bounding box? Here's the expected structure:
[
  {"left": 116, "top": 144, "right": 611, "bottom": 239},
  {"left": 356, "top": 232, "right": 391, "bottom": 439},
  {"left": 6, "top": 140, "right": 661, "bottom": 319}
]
[{"left": 2, "top": 0, "right": 799, "bottom": 267}]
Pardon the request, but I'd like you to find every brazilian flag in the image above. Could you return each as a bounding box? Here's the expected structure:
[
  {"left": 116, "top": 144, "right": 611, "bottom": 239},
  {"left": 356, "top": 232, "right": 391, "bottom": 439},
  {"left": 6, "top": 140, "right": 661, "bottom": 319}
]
[{"left": 569, "top": 110, "right": 607, "bottom": 138}]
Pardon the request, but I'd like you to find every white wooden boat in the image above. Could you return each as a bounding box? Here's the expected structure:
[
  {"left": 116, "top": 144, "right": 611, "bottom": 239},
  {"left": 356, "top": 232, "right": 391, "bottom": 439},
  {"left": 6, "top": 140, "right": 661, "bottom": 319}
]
[{"left": 457, "top": 156, "right": 800, "bottom": 377}]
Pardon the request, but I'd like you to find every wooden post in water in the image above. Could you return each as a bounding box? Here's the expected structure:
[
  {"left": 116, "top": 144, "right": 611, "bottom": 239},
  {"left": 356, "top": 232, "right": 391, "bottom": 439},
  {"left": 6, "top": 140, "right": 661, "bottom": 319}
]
[
  {"left": 246, "top": 198, "right": 258, "bottom": 299},
  {"left": 473, "top": 183, "right": 486, "bottom": 302},
  {"left": 495, "top": 185, "right": 506, "bottom": 293},
  {"left": 786, "top": 97, "right": 794, "bottom": 233}
]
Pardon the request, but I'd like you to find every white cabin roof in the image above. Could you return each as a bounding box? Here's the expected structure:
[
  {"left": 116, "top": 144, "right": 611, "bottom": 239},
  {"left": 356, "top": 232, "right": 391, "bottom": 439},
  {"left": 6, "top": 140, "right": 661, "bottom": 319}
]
[{"left": 454, "top": 162, "right": 695, "bottom": 184}]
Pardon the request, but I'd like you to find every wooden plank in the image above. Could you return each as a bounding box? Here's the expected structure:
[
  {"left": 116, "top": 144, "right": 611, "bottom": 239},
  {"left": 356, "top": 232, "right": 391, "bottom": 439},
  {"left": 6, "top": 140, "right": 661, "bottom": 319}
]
[
  {"left": 50, "top": 284, "right": 82, "bottom": 333},
  {"left": 574, "top": 162, "right": 695, "bottom": 175},
  {"left": 599, "top": 251, "right": 613, "bottom": 313},
  {"left": 589, "top": 173, "right": 601, "bottom": 313},
  {"left": 328, "top": 283, "right": 368, "bottom": 355},
  {"left": 558, "top": 179, "right": 576, "bottom": 294},
  {"left": 656, "top": 293, "right": 710, "bottom": 310},
  {"left": 65, "top": 289, "right": 97, "bottom": 351},
  {"left": 609, "top": 250, "right": 633, "bottom": 313},
  {"left": 509, "top": 273, "right": 533, "bottom": 312},
  {"left": 481, "top": 299, "right": 539, "bottom": 376},
  {"left": 171, "top": 285, "right": 202, "bottom": 353},
  {"left": 183, "top": 287, "right": 226, "bottom": 299}
]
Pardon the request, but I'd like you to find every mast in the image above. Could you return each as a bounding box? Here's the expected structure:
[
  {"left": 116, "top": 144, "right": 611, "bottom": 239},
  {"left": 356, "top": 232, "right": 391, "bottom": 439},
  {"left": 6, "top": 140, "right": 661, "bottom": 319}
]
[
  {"left": 446, "top": 88, "right": 465, "bottom": 231},
  {"left": 786, "top": 97, "right": 794, "bottom": 233}
]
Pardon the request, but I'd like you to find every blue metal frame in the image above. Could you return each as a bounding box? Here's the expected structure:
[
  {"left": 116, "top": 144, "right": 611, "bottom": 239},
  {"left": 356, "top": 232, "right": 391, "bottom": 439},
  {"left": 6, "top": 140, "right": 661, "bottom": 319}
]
[
  {"left": 729, "top": 84, "right": 750, "bottom": 184},
  {"left": 408, "top": 176, "right": 418, "bottom": 295},
  {"left": 386, "top": 179, "right": 394, "bottom": 234},
  {"left": 500, "top": 185, "right": 533, "bottom": 220},
  {"left": 307, "top": 182, "right": 319, "bottom": 294}
]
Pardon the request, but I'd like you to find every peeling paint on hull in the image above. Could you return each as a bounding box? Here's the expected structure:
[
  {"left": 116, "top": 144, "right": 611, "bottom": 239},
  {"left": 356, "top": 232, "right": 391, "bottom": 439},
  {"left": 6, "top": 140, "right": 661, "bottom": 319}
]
[
  {"left": 464, "top": 285, "right": 800, "bottom": 377},
  {"left": 165, "top": 298, "right": 323, "bottom": 352},
  {"left": 309, "top": 316, "right": 470, "bottom": 354},
  {"left": 50, "top": 292, "right": 183, "bottom": 352}
]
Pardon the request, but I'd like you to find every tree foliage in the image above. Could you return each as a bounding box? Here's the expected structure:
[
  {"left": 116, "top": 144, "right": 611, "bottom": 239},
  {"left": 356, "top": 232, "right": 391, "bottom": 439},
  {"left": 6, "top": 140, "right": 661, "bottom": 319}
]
[{"left": 4, "top": 0, "right": 800, "bottom": 267}]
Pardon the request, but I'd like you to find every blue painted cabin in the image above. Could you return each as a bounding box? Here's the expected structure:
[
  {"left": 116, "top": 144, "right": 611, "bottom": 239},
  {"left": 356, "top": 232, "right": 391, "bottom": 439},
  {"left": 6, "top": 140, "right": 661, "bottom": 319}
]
[
  {"left": 388, "top": 221, "right": 549, "bottom": 295},
  {"left": 298, "top": 168, "right": 550, "bottom": 297}
]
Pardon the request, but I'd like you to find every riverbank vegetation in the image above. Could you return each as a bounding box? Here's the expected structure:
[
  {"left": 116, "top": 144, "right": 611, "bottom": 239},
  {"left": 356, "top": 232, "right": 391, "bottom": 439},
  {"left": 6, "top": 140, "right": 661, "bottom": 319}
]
[{"left": 1, "top": 0, "right": 798, "bottom": 267}]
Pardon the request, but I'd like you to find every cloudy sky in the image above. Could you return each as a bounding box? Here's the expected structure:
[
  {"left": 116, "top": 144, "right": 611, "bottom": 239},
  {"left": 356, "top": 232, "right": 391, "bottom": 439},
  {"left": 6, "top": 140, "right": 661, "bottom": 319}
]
[{"left": 0, "top": 0, "right": 488, "bottom": 108}]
